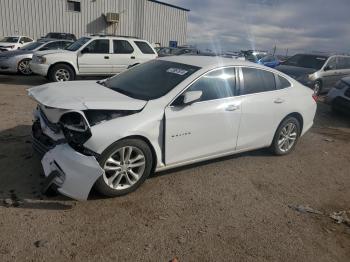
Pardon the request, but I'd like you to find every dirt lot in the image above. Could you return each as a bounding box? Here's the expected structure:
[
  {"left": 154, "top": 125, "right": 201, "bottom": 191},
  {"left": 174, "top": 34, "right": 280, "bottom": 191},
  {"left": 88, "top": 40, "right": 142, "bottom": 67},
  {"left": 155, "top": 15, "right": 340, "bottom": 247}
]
[{"left": 0, "top": 74, "right": 349, "bottom": 262}]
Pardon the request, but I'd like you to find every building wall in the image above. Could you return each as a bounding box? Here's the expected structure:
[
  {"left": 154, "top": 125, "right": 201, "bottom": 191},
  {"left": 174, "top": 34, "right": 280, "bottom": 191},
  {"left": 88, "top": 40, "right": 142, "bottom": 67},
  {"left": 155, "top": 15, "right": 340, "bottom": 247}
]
[{"left": 0, "top": 0, "right": 187, "bottom": 46}]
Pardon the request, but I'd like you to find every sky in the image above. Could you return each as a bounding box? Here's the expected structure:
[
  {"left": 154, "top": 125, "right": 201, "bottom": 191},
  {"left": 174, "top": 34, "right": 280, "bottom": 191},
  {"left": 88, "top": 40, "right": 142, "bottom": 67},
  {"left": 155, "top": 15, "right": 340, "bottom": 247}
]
[{"left": 168, "top": 0, "right": 350, "bottom": 55}]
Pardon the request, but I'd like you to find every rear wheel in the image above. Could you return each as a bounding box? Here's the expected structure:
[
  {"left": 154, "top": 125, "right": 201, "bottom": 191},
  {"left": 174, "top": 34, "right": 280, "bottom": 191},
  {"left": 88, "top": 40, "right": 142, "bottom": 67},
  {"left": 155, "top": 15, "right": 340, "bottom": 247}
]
[
  {"left": 95, "top": 139, "right": 153, "bottom": 197},
  {"left": 271, "top": 117, "right": 301, "bottom": 155},
  {"left": 17, "top": 58, "right": 32, "bottom": 75},
  {"left": 48, "top": 64, "right": 75, "bottom": 82}
]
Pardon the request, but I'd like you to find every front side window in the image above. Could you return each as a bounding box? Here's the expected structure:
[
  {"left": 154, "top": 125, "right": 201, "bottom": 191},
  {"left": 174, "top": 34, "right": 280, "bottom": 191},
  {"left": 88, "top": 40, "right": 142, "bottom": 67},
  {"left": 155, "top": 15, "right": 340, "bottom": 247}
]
[
  {"left": 21, "top": 37, "right": 32, "bottom": 43},
  {"left": 134, "top": 41, "right": 155, "bottom": 54},
  {"left": 103, "top": 60, "right": 200, "bottom": 100},
  {"left": 113, "top": 40, "right": 134, "bottom": 54},
  {"left": 241, "top": 68, "right": 276, "bottom": 95},
  {"left": 84, "top": 39, "right": 110, "bottom": 54},
  {"left": 326, "top": 57, "right": 337, "bottom": 70},
  {"left": 186, "top": 68, "right": 236, "bottom": 102}
]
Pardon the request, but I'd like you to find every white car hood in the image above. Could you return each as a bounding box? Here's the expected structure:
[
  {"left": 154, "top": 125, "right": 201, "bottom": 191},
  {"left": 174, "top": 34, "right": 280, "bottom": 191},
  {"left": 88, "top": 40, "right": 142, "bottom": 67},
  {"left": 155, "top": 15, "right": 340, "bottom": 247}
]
[{"left": 28, "top": 81, "right": 147, "bottom": 110}]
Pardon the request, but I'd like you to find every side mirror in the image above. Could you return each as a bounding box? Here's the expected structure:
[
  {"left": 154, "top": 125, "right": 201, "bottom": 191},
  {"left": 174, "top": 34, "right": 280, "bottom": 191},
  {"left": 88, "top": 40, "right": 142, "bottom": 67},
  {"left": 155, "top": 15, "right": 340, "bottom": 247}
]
[{"left": 183, "top": 91, "right": 202, "bottom": 105}]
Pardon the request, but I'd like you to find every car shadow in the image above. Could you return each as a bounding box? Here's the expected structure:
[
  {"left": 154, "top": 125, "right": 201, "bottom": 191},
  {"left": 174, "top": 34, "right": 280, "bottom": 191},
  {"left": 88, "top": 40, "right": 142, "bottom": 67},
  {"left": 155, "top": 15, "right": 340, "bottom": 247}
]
[{"left": 0, "top": 125, "right": 74, "bottom": 210}]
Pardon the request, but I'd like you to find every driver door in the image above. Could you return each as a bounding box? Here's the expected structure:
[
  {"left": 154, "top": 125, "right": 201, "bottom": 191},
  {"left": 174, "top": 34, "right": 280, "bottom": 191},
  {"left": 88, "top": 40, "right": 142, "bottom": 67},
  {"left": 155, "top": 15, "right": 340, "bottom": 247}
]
[
  {"left": 165, "top": 67, "right": 242, "bottom": 165},
  {"left": 77, "top": 39, "right": 113, "bottom": 74}
]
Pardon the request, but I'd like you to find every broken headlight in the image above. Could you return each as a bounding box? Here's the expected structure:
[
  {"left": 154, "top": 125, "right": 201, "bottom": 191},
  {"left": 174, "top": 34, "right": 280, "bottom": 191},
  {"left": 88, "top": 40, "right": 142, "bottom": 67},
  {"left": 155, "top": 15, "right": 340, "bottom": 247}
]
[
  {"left": 60, "top": 112, "right": 91, "bottom": 146},
  {"left": 84, "top": 110, "right": 138, "bottom": 126}
]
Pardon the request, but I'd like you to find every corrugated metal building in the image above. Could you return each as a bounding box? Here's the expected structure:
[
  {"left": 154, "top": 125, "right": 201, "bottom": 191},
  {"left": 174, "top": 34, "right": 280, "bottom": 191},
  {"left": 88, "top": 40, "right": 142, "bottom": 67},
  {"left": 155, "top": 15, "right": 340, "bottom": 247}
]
[{"left": 0, "top": 0, "right": 189, "bottom": 46}]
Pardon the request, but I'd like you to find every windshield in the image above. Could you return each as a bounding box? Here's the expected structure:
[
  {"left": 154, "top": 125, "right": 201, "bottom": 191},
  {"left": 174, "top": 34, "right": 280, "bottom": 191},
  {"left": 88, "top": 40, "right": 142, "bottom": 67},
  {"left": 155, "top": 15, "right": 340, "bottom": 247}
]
[
  {"left": 103, "top": 60, "right": 201, "bottom": 100},
  {"left": 66, "top": 37, "right": 90, "bottom": 51},
  {"left": 21, "top": 41, "right": 44, "bottom": 51},
  {"left": 282, "top": 54, "right": 328, "bottom": 70},
  {"left": 0, "top": 37, "right": 19, "bottom": 43}
]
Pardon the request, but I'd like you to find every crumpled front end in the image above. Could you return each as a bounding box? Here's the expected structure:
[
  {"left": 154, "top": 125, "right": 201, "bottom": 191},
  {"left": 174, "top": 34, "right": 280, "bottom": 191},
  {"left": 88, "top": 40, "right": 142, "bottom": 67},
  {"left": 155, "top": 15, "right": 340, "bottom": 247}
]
[{"left": 32, "top": 106, "right": 104, "bottom": 201}]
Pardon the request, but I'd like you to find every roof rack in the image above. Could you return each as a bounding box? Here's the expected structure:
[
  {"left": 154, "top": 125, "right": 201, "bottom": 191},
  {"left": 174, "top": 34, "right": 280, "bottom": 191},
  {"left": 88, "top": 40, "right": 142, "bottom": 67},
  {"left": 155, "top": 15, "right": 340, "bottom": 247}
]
[{"left": 90, "top": 34, "right": 139, "bottom": 39}]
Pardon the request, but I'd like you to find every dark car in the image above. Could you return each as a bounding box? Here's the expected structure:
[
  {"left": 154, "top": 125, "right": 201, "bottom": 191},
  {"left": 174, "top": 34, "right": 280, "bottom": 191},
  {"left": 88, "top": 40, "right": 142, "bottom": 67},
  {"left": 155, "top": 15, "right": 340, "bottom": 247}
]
[
  {"left": 41, "top": 32, "right": 77, "bottom": 41},
  {"left": 326, "top": 77, "right": 350, "bottom": 114}
]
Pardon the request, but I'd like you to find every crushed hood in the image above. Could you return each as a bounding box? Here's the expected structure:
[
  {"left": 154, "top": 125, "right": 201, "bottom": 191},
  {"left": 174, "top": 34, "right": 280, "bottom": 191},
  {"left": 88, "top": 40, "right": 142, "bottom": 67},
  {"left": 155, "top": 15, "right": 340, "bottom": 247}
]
[
  {"left": 0, "top": 49, "right": 33, "bottom": 58},
  {"left": 34, "top": 49, "right": 72, "bottom": 56},
  {"left": 0, "top": 42, "right": 16, "bottom": 47},
  {"left": 28, "top": 81, "right": 147, "bottom": 110}
]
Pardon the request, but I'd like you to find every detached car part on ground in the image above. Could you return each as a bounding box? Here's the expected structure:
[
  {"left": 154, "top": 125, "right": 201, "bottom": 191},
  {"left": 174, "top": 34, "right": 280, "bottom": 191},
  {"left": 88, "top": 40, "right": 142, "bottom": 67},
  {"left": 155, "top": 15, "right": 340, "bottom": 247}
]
[{"left": 28, "top": 56, "right": 317, "bottom": 201}]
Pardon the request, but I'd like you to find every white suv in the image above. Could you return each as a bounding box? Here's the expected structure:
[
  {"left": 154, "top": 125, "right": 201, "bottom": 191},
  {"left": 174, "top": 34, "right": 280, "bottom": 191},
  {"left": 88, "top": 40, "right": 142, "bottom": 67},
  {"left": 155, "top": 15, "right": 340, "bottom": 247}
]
[{"left": 30, "top": 36, "right": 157, "bottom": 82}]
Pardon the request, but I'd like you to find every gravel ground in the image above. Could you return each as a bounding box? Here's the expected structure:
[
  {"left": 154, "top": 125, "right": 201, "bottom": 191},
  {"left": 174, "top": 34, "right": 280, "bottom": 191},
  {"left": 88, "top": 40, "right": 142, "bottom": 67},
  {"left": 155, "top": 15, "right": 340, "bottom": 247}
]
[{"left": 0, "top": 74, "right": 349, "bottom": 262}]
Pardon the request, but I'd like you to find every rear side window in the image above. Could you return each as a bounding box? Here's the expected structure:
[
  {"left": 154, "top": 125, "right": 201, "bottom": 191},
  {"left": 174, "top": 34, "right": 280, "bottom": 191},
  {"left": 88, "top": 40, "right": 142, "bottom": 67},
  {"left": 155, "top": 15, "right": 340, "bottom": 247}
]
[
  {"left": 276, "top": 75, "right": 291, "bottom": 89},
  {"left": 134, "top": 41, "right": 155, "bottom": 54},
  {"left": 84, "top": 40, "right": 110, "bottom": 53},
  {"left": 241, "top": 68, "right": 276, "bottom": 95},
  {"left": 113, "top": 40, "right": 134, "bottom": 54},
  {"left": 187, "top": 68, "right": 236, "bottom": 102}
]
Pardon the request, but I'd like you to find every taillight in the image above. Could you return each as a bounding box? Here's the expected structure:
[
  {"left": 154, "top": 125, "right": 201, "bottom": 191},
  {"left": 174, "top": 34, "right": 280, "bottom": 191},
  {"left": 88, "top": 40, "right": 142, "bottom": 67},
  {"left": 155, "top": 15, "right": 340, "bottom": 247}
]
[{"left": 312, "top": 94, "right": 318, "bottom": 102}]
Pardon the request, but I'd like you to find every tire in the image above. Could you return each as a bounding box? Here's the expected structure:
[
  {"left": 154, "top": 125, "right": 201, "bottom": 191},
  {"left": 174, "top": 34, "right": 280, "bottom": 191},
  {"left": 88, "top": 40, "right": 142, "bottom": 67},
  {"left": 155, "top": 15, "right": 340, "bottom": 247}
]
[
  {"left": 17, "top": 58, "right": 32, "bottom": 75},
  {"left": 95, "top": 139, "right": 153, "bottom": 197},
  {"left": 270, "top": 116, "right": 301, "bottom": 155},
  {"left": 313, "top": 80, "right": 322, "bottom": 96},
  {"left": 48, "top": 63, "right": 75, "bottom": 82}
]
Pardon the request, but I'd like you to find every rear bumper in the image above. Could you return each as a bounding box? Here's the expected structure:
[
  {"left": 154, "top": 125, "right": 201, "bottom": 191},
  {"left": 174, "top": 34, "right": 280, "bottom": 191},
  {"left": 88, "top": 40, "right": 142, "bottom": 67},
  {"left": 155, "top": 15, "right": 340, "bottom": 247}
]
[{"left": 30, "top": 62, "right": 49, "bottom": 76}]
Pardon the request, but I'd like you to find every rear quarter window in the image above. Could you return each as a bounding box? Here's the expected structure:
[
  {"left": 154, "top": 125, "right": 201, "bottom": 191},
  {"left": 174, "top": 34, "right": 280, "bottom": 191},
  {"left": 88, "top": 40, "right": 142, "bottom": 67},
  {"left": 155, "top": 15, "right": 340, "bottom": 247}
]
[
  {"left": 134, "top": 41, "right": 155, "bottom": 54},
  {"left": 276, "top": 75, "right": 291, "bottom": 89}
]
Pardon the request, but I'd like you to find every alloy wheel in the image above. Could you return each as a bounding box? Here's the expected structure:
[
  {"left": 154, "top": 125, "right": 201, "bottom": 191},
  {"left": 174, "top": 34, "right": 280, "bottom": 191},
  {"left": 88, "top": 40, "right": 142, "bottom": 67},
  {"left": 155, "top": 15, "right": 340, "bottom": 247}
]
[
  {"left": 55, "top": 69, "right": 70, "bottom": 81},
  {"left": 102, "top": 146, "right": 146, "bottom": 190},
  {"left": 277, "top": 122, "right": 297, "bottom": 153},
  {"left": 18, "top": 60, "right": 32, "bottom": 75}
]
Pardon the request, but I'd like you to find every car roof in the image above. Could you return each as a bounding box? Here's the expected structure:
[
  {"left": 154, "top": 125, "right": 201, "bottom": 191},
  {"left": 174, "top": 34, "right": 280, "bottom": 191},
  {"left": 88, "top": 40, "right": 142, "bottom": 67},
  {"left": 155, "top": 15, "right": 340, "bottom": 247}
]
[
  {"left": 88, "top": 35, "right": 141, "bottom": 41},
  {"left": 159, "top": 55, "right": 263, "bottom": 69}
]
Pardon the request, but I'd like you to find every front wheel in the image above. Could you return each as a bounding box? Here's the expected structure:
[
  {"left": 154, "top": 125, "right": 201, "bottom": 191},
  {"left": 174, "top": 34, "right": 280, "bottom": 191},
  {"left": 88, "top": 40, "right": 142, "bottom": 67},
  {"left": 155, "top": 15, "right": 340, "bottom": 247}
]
[
  {"left": 270, "top": 117, "right": 301, "bottom": 155},
  {"left": 95, "top": 139, "right": 153, "bottom": 197},
  {"left": 17, "top": 59, "right": 32, "bottom": 75},
  {"left": 48, "top": 64, "right": 75, "bottom": 82}
]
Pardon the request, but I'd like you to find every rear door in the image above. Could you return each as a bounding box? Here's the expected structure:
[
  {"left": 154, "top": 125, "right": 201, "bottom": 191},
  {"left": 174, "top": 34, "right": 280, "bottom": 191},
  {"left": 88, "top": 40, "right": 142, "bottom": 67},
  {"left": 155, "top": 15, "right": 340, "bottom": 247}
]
[
  {"left": 236, "top": 67, "right": 289, "bottom": 151},
  {"left": 110, "top": 40, "right": 136, "bottom": 74},
  {"left": 165, "top": 67, "right": 242, "bottom": 165},
  {"left": 335, "top": 57, "right": 350, "bottom": 84},
  {"left": 77, "top": 39, "right": 112, "bottom": 74}
]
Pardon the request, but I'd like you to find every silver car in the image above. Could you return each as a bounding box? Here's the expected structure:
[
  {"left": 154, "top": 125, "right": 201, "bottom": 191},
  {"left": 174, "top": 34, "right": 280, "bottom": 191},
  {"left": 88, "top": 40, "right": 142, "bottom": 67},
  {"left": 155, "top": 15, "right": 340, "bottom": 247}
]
[
  {"left": 0, "top": 39, "right": 72, "bottom": 75},
  {"left": 277, "top": 54, "right": 350, "bottom": 95}
]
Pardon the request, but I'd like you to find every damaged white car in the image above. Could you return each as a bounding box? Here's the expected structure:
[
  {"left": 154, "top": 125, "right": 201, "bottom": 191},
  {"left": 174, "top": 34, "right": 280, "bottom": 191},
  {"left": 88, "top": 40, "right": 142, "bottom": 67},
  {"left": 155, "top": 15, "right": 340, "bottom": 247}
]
[{"left": 28, "top": 56, "right": 317, "bottom": 201}]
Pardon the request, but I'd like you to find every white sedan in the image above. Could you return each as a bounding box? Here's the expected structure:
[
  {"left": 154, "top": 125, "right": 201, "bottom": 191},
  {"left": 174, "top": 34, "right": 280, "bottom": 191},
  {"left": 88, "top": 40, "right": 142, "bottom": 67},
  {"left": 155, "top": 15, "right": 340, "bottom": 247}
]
[{"left": 28, "top": 56, "right": 317, "bottom": 200}]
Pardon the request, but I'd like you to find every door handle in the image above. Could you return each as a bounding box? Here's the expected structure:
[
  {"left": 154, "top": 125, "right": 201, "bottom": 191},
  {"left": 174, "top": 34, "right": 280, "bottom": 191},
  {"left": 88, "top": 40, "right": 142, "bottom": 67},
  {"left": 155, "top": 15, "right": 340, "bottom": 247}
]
[
  {"left": 130, "top": 56, "right": 135, "bottom": 59},
  {"left": 225, "top": 104, "right": 240, "bottom": 111},
  {"left": 104, "top": 56, "right": 109, "bottom": 59},
  {"left": 274, "top": 98, "right": 285, "bottom": 104}
]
